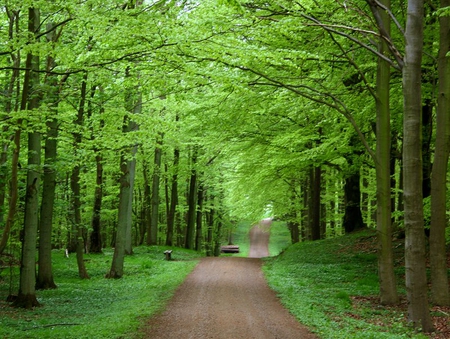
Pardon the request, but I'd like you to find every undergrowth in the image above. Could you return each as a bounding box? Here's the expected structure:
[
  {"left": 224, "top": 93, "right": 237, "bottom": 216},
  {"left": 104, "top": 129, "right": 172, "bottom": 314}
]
[
  {"left": 0, "top": 246, "right": 198, "bottom": 339},
  {"left": 263, "top": 228, "right": 446, "bottom": 339}
]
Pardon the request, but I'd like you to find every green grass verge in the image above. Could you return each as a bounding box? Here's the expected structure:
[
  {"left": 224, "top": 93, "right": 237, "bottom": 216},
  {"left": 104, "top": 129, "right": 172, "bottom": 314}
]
[
  {"left": 0, "top": 246, "right": 199, "bottom": 339},
  {"left": 263, "top": 229, "right": 430, "bottom": 339}
]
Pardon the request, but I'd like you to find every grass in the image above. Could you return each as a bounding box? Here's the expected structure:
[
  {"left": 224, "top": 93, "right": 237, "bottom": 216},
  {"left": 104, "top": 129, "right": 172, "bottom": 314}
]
[
  {"left": 0, "top": 246, "right": 199, "bottom": 339},
  {"left": 262, "top": 229, "right": 437, "bottom": 339},
  {"left": 2, "top": 224, "right": 446, "bottom": 339}
]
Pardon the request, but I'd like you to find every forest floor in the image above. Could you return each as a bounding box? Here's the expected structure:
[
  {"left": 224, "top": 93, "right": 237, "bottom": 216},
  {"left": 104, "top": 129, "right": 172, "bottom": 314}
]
[{"left": 139, "top": 218, "right": 318, "bottom": 339}]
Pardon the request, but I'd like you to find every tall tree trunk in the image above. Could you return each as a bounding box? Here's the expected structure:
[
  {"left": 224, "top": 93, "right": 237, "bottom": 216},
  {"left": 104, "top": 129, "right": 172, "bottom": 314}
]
[
  {"left": 106, "top": 82, "right": 140, "bottom": 278},
  {"left": 430, "top": 0, "right": 450, "bottom": 306},
  {"left": 37, "top": 23, "right": 60, "bottom": 289},
  {"left": 89, "top": 151, "right": 104, "bottom": 253},
  {"left": 125, "top": 153, "right": 136, "bottom": 255},
  {"left": 373, "top": 0, "right": 398, "bottom": 305},
  {"left": 143, "top": 161, "right": 151, "bottom": 244},
  {"left": 185, "top": 148, "right": 197, "bottom": 249},
  {"left": 149, "top": 134, "right": 163, "bottom": 245},
  {"left": 106, "top": 153, "right": 130, "bottom": 278},
  {"left": 166, "top": 147, "right": 179, "bottom": 246},
  {"left": 311, "top": 165, "right": 321, "bottom": 240},
  {"left": 288, "top": 183, "right": 300, "bottom": 244},
  {"left": 0, "top": 10, "right": 20, "bottom": 252},
  {"left": 205, "top": 192, "right": 215, "bottom": 257},
  {"left": 402, "top": 0, "right": 433, "bottom": 331},
  {"left": 70, "top": 73, "right": 89, "bottom": 279},
  {"left": 195, "top": 182, "right": 204, "bottom": 251},
  {"left": 342, "top": 171, "right": 364, "bottom": 233},
  {"left": 14, "top": 7, "right": 41, "bottom": 309},
  {"left": 89, "top": 88, "right": 104, "bottom": 254}
]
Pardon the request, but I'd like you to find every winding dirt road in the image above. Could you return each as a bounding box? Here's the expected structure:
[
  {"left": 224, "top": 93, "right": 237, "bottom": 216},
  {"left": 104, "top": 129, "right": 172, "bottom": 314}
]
[{"left": 141, "top": 220, "right": 317, "bottom": 339}]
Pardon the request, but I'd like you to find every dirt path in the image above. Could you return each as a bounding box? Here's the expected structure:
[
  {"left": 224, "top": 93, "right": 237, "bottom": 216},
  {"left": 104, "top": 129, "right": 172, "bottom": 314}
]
[{"left": 140, "top": 220, "right": 318, "bottom": 339}]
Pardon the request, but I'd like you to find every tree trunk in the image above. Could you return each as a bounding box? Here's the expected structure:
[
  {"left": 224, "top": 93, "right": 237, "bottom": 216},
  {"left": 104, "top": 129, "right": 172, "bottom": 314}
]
[
  {"left": 205, "top": 192, "right": 215, "bottom": 257},
  {"left": 430, "top": 0, "right": 450, "bottom": 306},
  {"left": 89, "top": 151, "right": 104, "bottom": 253},
  {"left": 195, "top": 182, "right": 204, "bottom": 251},
  {"left": 70, "top": 73, "right": 89, "bottom": 279},
  {"left": 37, "top": 24, "right": 59, "bottom": 289},
  {"left": 89, "top": 88, "right": 104, "bottom": 254},
  {"left": 166, "top": 147, "right": 179, "bottom": 246},
  {"left": 185, "top": 149, "right": 197, "bottom": 249},
  {"left": 149, "top": 135, "right": 163, "bottom": 245},
  {"left": 125, "top": 153, "right": 136, "bottom": 255},
  {"left": 342, "top": 171, "right": 364, "bottom": 233},
  {"left": 0, "top": 129, "right": 20, "bottom": 255},
  {"left": 311, "top": 165, "right": 321, "bottom": 240},
  {"left": 13, "top": 8, "right": 41, "bottom": 309},
  {"left": 0, "top": 10, "right": 20, "bottom": 252},
  {"left": 373, "top": 0, "right": 398, "bottom": 305},
  {"left": 107, "top": 152, "right": 132, "bottom": 278},
  {"left": 402, "top": 0, "right": 433, "bottom": 331},
  {"left": 107, "top": 82, "right": 140, "bottom": 278}
]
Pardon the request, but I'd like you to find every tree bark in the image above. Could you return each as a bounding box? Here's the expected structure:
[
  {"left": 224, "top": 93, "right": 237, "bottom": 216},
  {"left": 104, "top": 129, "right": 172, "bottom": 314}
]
[
  {"left": 195, "top": 182, "right": 204, "bottom": 251},
  {"left": 166, "top": 147, "right": 180, "bottom": 246},
  {"left": 342, "top": 171, "right": 364, "bottom": 233},
  {"left": 36, "top": 23, "right": 60, "bottom": 289},
  {"left": 69, "top": 73, "right": 89, "bottom": 279},
  {"left": 402, "top": 0, "right": 433, "bottom": 331},
  {"left": 185, "top": 148, "right": 198, "bottom": 249},
  {"left": 89, "top": 151, "right": 104, "bottom": 253},
  {"left": 311, "top": 165, "right": 321, "bottom": 240},
  {"left": 14, "top": 7, "right": 41, "bottom": 309},
  {"left": 0, "top": 10, "right": 20, "bottom": 253},
  {"left": 430, "top": 0, "right": 450, "bottom": 306},
  {"left": 106, "top": 153, "right": 130, "bottom": 278},
  {"left": 106, "top": 82, "right": 140, "bottom": 278},
  {"left": 89, "top": 87, "right": 105, "bottom": 254},
  {"left": 369, "top": 0, "right": 399, "bottom": 303},
  {"left": 149, "top": 134, "right": 163, "bottom": 245}
]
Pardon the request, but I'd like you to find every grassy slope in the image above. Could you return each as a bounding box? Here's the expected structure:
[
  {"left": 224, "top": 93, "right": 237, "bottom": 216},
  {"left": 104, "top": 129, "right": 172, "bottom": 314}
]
[
  {"left": 263, "top": 229, "right": 433, "bottom": 339},
  {"left": 0, "top": 246, "right": 198, "bottom": 339}
]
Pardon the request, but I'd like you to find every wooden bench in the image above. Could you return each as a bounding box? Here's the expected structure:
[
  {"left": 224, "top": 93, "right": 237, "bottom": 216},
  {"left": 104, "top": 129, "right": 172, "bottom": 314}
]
[
  {"left": 164, "top": 250, "right": 173, "bottom": 260},
  {"left": 220, "top": 245, "right": 240, "bottom": 253}
]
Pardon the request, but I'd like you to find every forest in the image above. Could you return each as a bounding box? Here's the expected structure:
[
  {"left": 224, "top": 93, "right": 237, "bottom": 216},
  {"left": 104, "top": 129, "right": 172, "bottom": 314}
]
[{"left": 0, "top": 0, "right": 449, "bottom": 335}]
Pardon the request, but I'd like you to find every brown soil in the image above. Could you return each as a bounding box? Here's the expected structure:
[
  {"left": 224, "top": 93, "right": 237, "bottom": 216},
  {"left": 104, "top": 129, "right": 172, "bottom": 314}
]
[{"left": 140, "top": 220, "right": 318, "bottom": 339}]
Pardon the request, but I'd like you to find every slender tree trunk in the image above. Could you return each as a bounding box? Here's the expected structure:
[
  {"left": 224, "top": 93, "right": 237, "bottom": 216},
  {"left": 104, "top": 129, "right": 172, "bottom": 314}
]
[
  {"left": 403, "top": 0, "right": 433, "bottom": 330},
  {"left": 14, "top": 7, "right": 41, "bottom": 308},
  {"left": 311, "top": 165, "right": 321, "bottom": 240},
  {"left": 70, "top": 73, "right": 89, "bottom": 279},
  {"left": 430, "top": 0, "right": 450, "bottom": 305},
  {"left": 89, "top": 89, "right": 104, "bottom": 254},
  {"left": 89, "top": 151, "right": 103, "bottom": 253},
  {"left": 205, "top": 192, "right": 215, "bottom": 256},
  {"left": 107, "top": 83, "right": 140, "bottom": 278},
  {"left": 0, "top": 10, "right": 21, "bottom": 255},
  {"left": 301, "top": 177, "right": 310, "bottom": 240},
  {"left": 0, "top": 10, "right": 20, "bottom": 249},
  {"left": 125, "top": 153, "right": 136, "bottom": 254},
  {"left": 342, "top": 170, "right": 364, "bottom": 233},
  {"left": 106, "top": 154, "right": 130, "bottom": 278},
  {"left": 37, "top": 24, "right": 60, "bottom": 289},
  {"left": 185, "top": 148, "right": 197, "bottom": 249},
  {"left": 195, "top": 182, "right": 204, "bottom": 251},
  {"left": 149, "top": 134, "right": 163, "bottom": 245},
  {"left": 372, "top": 0, "right": 398, "bottom": 305},
  {"left": 166, "top": 148, "right": 179, "bottom": 246}
]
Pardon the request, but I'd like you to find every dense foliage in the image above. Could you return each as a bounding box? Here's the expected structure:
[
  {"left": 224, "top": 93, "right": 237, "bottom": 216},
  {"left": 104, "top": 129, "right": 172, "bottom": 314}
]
[{"left": 0, "top": 0, "right": 448, "bottom": 332}]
